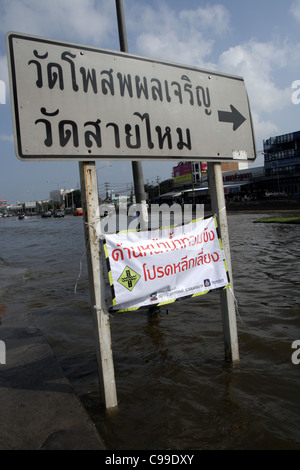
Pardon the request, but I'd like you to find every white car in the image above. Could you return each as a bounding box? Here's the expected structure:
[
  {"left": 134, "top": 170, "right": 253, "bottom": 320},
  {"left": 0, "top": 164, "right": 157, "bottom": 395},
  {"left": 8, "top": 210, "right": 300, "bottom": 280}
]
[{"left": 265, "top": 191, "right": 284, "bottom": 199}]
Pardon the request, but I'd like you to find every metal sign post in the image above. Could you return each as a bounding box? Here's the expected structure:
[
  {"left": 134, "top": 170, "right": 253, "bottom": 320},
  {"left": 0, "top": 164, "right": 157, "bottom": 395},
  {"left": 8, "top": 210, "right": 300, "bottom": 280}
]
[
  {"left": 208, "top": 162, "right": 239, "bottom": 362},
  {"left": 79, "top": 161, "right": 118, "bottom": 408},
  {"left": 115, "top": 0, "right": 148, "bottom": 230}
]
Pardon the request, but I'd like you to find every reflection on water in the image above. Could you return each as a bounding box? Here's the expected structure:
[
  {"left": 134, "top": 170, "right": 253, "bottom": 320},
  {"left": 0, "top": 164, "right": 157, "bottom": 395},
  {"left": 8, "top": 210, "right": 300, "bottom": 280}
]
[{"left": 0, "top": 212, "right": 300, "bottom": 449}]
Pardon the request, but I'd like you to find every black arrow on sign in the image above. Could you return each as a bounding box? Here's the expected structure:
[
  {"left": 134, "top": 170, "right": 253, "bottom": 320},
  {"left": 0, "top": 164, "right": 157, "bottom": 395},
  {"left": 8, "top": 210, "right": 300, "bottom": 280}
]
[{"left": 218, "top": 105, "right": 246, "bottom": 131}]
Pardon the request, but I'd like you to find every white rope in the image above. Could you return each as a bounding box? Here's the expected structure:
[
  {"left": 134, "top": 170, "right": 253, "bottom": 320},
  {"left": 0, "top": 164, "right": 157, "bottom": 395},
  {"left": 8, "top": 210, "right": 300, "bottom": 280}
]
[
  {"left": 74, "top": 245, "right": 88, "bottom": 294},
  {"left": 229, "top": 285, "right": 244, "bottom": 324},
  {"left": 213, "top": 206, "right": 226, "bottom": 220}
]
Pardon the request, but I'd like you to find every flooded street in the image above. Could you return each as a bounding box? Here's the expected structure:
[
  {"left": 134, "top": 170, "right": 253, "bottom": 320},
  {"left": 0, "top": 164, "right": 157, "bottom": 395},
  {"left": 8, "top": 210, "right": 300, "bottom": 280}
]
[{"left": 1, "top": 211, "right": 300, "bottom": 449}]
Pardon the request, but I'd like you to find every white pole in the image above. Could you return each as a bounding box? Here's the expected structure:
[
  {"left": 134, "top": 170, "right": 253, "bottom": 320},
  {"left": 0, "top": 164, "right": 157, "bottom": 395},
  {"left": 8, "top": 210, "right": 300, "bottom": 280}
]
[
  {"left": 79, "top": 161, "right": 118, "bottom": 408},
  {"left": 208, "top": 162, "right": 240, "bottom": 363}
]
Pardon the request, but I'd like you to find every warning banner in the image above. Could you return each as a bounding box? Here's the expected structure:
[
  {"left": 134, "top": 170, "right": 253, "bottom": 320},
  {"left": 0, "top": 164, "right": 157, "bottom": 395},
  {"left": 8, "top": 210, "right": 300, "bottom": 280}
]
[{"left": 104, "top": 216, "right": 229, "bottom": 311}]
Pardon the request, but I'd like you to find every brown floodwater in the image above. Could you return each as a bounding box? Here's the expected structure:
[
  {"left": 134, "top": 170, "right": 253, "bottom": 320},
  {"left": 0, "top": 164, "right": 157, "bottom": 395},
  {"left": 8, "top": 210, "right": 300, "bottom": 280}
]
[{"left": 0, "top": 211, "right": 299, "bottom": 449}]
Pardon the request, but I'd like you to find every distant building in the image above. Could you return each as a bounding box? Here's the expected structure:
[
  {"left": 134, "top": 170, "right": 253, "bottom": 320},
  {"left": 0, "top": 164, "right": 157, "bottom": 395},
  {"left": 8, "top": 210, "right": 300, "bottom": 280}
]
[
  {"left": 263, "top": 131, "right": 300, "bottom": 195},
  {"left": 8, "top": 204, "right": 23, "bottom": 213},
  {"left": 164, "top": 133, "right": 300, "bottom": 202},
  {"left": 24, "top": 201, "right": 37, "bottom": 211},
  {"left": 50, "top": 189, "right": 62, "bottom": 203},
  {"left": 173, "top": 160, "right": 249, "bottom": 189},
  {"left": 0, "top": 200, "right": 8, "bottom": 214},
  {"left": 173, "top": 161, "right": 208, "bottom": 187},
  {"left": 192, "top": 162, "right": 208, "bottom": 184},
  {"left": 173, "top": 162, "right": 193, "bottom": 186}
]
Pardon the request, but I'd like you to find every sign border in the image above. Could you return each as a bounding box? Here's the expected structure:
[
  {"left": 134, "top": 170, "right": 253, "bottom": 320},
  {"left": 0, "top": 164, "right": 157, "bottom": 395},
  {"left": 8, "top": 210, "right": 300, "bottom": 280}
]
[{"left": 6, "top": 31, "right": 257, "bottom": 163}]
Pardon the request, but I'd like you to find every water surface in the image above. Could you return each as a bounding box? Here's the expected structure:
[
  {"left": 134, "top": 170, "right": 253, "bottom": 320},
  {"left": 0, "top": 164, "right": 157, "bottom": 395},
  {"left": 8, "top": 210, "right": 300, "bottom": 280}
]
[{"left": 0, "top": 212, "right": 299, "bottom": 449}]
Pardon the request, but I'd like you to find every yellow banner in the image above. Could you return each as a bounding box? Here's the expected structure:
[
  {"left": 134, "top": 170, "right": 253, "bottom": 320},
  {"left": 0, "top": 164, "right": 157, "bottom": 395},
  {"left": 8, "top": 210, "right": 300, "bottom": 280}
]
[{"left": 174, "top": 173, "right": 192, "bottom": 184}]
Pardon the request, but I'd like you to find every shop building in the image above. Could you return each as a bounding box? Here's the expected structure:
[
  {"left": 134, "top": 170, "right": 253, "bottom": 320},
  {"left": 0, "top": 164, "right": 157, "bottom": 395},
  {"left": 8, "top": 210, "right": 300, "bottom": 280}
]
[{"left": 263, "top": 131, "right": 300, "bottom": 196}]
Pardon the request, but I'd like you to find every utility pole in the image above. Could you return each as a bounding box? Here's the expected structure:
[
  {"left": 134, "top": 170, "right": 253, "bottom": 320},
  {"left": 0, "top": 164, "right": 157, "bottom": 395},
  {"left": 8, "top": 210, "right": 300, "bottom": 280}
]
[
  {"left": 105, "top": 182, "right": 110, "bottom": 200},
  {"left": 156, "top": 176, "right": 161, "bottom": 196},
  {"left": 115, "top": 0, "right": 148, "bottom": 230}
]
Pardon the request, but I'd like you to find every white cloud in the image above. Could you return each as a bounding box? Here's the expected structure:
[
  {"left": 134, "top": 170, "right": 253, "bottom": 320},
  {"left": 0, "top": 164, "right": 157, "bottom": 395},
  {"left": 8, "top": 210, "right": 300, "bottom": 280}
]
[
  {"left": 137, "top": 30, "right": 214, "bottom": 67},
  {"left": 132, "top": 1, "right": 295, "bottom": 146},
  {"left": 179, "top": 4, "right": 230, "bottom": 36},
  {"left": 0, "top": 0, "right": 115, "bottom": 46},
  {"left": 0, "top": 0, "right": 116, "bottom": 103},
  {"left": 0, "top": 134, "right": 13, "bottom": 142},
  {"left": 0, "top": 54, "right": 8, "bottom": 82},
  {"left": 218, "top": 40, "right": 292, "bottom": 114},
  {"left": 131, "top": 2, "right": 292, "bottom": 141},
  {"left": 0, "top": 54, "right": 9, "bottom": 105},
  {"left": 130, "top": 2, "right": 229, "bottom": 67},
  {"left": 251, "top": 111, "right": 279, "bottom": 147},
  {"left": 290, "top": 0, "right": 300, "bottom": 22}
]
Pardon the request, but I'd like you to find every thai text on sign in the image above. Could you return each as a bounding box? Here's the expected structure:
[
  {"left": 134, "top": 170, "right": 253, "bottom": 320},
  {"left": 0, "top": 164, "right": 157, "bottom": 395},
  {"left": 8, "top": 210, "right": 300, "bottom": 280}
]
[
  {"left": 104, "top": 217, "right": 230, "bottom": 311},
  {"left": 6, "top": 32, "right": 256, "bottom": 161}
]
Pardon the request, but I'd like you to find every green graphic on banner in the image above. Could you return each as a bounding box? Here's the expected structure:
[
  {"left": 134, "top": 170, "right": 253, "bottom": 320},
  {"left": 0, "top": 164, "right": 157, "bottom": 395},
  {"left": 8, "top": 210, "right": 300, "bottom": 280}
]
[{"left": 117, "top": 266, "right": 141, "bottom": 292}]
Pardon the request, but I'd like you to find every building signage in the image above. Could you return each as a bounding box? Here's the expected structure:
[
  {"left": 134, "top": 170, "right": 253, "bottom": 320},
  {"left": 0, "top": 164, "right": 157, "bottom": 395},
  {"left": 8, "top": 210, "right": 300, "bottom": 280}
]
[
  {"left": 222, "top": 166, "right": 265, "bottom": 184},
  {"left": 6, "top": 32, "right": 256, "bottom": 162},
  {"left": 173, "top": 162, "right": 193, "bottom": 185},
  {"left": 24, "top": 201, "right": 37, "bottom": 209},
  {"left": 104, "top": 217, "right": 229, "bottom": 311}
]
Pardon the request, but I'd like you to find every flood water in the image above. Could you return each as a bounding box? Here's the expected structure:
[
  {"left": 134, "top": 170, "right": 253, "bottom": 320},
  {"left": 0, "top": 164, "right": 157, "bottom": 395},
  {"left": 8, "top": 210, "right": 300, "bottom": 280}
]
[{"left": 0, "top": 210, "right": 300, "bottom": 450}]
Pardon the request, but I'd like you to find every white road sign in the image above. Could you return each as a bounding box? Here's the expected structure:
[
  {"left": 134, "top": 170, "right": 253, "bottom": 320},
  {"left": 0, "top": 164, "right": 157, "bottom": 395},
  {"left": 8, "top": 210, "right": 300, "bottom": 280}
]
[{"left": 6, "top": 32, "right": 256, "bottom": 162}]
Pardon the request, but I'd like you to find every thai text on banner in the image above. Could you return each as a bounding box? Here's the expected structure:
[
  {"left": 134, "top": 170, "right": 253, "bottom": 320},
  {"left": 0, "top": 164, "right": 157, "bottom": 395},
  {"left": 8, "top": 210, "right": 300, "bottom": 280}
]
[{"left": 104, "top": 216, "right": 229, "bottom": 311}]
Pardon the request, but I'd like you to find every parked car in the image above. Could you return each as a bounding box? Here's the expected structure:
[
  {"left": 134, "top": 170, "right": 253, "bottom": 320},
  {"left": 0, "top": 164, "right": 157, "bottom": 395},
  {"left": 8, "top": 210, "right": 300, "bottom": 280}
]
[
  {"left": 73, "top": 207, "right": 83, "bottom": 216},
  {"left": 41, "top": 210, "right": 52, "bottom": 218},
  {"left": 53, "top": 209, "right": 65, "bottom": 218},
  {"left": 265, "top": 191, "right": 284, "bottom": 199}
]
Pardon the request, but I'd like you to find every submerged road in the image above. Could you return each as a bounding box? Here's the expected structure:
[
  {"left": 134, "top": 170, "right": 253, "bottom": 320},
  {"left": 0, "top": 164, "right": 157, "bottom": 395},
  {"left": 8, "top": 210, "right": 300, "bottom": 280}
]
[{"left": 0, "top": 303, "right": 105, "bottom": 450}]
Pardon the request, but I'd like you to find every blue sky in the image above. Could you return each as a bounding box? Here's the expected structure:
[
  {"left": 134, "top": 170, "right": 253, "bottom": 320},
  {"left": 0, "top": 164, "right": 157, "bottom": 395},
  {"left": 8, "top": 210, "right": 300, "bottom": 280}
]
[{"left": 1, "top": 0, "right": 300, "bottom": 203}]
